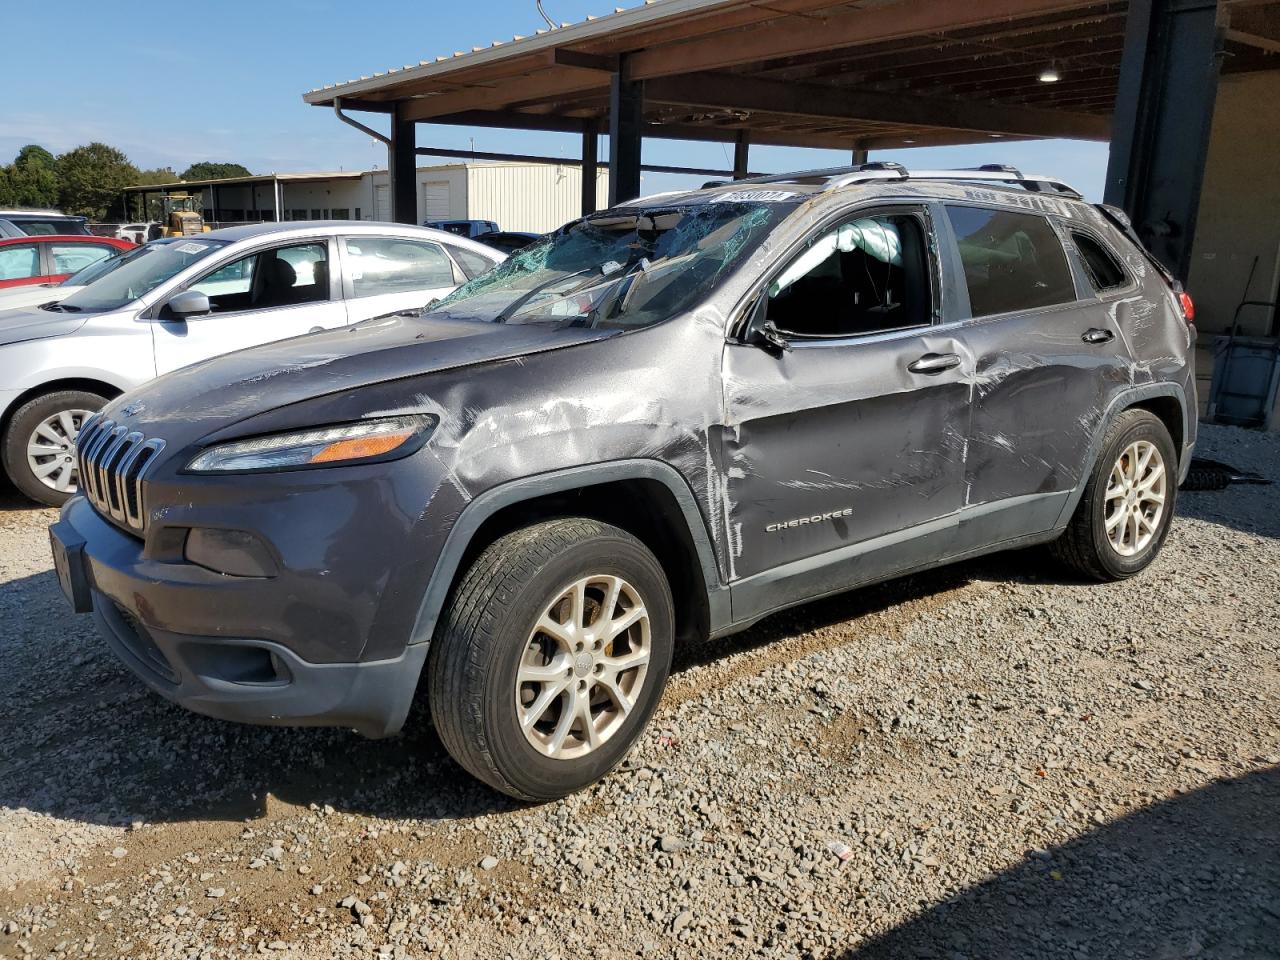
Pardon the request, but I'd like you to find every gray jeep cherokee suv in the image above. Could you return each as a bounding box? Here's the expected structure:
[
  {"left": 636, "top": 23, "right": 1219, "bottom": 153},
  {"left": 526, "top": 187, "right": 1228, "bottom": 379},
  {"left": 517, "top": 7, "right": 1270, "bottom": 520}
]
[{"left": 50, "top": 164, "right": 1196, "bottom": 801}]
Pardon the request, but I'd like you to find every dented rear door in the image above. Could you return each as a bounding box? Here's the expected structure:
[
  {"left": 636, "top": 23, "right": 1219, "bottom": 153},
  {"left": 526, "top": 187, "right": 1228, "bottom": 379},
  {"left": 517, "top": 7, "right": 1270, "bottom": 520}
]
[{"left": 942, "top": 202, "right": 1133, "bottom": 535}]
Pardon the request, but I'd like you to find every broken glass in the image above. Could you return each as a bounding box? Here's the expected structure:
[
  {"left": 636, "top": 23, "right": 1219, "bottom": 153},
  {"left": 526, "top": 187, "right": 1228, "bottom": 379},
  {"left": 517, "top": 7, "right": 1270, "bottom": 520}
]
[{"left": 427, "top": 201, "right": 796, "bottom": 331}]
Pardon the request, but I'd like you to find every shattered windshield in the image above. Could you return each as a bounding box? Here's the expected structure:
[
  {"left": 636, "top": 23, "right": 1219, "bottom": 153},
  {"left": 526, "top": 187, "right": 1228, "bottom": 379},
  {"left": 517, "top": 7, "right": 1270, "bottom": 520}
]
[{"left": 426, "top": 201, "right": 794, "bottom": 330}]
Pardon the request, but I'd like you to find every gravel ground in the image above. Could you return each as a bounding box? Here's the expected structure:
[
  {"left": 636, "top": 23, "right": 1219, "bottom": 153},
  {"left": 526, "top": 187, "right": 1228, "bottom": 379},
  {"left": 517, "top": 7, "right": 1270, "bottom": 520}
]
[{"left": 1, "top": 422, "right": 1277, "bottom": 960}]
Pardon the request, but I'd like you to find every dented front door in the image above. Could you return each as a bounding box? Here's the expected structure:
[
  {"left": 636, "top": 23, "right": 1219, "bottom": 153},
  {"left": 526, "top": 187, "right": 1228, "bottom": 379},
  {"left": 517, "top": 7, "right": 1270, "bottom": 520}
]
[{"left": 720, "top": 332, "right": 972, "bottom": 582}]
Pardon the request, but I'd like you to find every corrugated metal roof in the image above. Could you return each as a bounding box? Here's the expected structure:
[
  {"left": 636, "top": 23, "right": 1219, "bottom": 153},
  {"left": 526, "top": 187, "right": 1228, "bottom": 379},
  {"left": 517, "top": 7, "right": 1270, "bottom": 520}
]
[
  {"left": 122, "top": 172, "right": 367, "bottom": 193},
  {"left": 301, "top": 0, "right": 728, "bottom": 102}
]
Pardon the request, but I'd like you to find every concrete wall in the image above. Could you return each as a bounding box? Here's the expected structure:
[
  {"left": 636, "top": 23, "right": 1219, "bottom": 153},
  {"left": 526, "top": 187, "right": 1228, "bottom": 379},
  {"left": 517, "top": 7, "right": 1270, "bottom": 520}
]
[
  {"left": 1188, "top": 71, "right": 1280, "bottom": 338},
  {"left": 1186, "top": 70, "right": 1280, "bottom": 419}
]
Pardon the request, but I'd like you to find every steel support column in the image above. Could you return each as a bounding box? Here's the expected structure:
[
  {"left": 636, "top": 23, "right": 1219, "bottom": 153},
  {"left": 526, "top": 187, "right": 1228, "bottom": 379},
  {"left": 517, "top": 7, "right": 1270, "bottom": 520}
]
[
  {"left": 1104, "top": 0, "right": 1224, "bottom": 282},
  {"left": 608, "top": 57, "right": 643, "bottom": 205},
  {"left": 582, "top": 122, "right": 599, "bottom": 216},
  {"left": 389, "top": 102, "right": 418, "bottom": 224},
  {"left": 733, "top": 130, "right": 750, "bottom": 180}
]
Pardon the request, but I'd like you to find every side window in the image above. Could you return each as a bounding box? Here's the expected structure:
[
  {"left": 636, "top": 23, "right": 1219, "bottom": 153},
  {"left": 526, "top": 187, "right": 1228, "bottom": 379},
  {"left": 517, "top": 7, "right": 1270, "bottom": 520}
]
[
  {"left": 766, "top": 212, "right": 933, "bottom": 337},
  {"left": 946, "top": 205, "right": 1076, "bottom": 317},
  {"left": 0, "top": 244, "right": 40, "bottom": 281},
  {"left": 1070, "top": 231, "right": 1128, "bottom": 293},
  {"left": 188, "top": 242, "right": 329, "bottom": 312},
  {"left": 343, "top": 237, "right": 458, "bottom": 297},
  {"left": 449, "top": 245, "right": 498, "bottom": 280},
  {"left": 50, "top": 243, "right": 114, "bottom": 275}
]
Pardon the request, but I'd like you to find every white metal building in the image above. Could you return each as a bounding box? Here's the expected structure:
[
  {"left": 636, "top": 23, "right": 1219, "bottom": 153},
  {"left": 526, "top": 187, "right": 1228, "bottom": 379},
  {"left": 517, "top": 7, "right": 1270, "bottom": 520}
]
[{"left": 123, "top": 161, "right": 609, "bottom": 234}]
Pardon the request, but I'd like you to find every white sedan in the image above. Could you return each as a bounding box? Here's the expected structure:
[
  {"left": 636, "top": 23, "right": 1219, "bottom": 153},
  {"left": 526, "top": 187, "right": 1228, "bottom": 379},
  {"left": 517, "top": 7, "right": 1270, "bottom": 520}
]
[{"left": 0, "top": 222, "right": 503, "bottom": 504}]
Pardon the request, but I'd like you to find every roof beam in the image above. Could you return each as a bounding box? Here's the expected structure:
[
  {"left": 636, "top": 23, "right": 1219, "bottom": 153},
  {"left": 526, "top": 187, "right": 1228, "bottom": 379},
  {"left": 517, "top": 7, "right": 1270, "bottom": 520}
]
[
  {"left": 420, "top": 107, "right": 1021, "bottom": 151},
  {"left": 553, "top": 49, "right": 620, "bottom": 72},
  {"left": 400, "top": 67, "right": 609, "bottom": 120},
  {"left": 1226, "top": 27, "right": 1280, "bottom": 51},
  {"left": 1224, "top": 1, "right": 1280, "bottom": 52},
  {"left": 645, "top": 70, "right": 1111, "bottom": 139},
  {"left": 628, "top": 0, "right": 1109, "bottom": 80}
]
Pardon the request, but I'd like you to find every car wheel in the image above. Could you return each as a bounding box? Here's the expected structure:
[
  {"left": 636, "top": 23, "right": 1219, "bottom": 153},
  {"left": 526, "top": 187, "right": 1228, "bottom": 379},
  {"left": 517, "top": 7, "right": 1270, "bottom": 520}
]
[
  {"left": 2, "top": 390, "right": 107, "bottom": 507},
  {"left": 428, "top": 517, "right": 674, "bottom": 801},
  {"left": 1051, "top": 408, "right": 1178, "bottom": 581}
]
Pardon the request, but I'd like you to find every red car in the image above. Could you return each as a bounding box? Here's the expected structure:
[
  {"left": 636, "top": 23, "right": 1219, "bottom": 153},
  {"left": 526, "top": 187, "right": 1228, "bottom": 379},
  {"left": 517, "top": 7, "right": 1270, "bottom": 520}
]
[{"left": 0, "top": 235, "right": 135, "bottom": 290}]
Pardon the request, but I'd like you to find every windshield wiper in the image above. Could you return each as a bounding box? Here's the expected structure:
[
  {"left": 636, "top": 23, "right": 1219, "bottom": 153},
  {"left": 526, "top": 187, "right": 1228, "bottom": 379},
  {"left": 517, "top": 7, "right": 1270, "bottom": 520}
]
[
  {"left": 39, "top": 302, "right": 81, "bottom": 312},
  {"left": 492, "top": 267, "right": 599, "bottom": 324},
  {"left": 582, "top": 258, "right": 652, "bottom": 326}
]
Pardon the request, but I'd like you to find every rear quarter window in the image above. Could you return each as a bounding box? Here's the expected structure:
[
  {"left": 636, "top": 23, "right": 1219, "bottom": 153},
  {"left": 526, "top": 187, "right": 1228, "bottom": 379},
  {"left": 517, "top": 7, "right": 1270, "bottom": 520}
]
[
  {"left": 449, "top": 245, "right": 499, "bottom": 280},
  {"left": 946, "top": 205, "right": 1077, "bottom": 317},
  {"left": 1070, "top": 230, "right": 1129, "bottom": 293}
]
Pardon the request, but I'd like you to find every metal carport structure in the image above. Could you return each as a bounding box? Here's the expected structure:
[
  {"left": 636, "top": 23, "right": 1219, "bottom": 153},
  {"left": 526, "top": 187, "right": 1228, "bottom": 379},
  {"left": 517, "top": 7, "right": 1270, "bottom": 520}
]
[{"left": 303, "top": 0, "right": 1280, "bottom": 282}]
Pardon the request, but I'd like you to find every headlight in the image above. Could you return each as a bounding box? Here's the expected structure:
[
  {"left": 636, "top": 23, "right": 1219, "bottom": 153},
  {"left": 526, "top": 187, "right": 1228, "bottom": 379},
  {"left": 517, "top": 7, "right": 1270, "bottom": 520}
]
[{"left": 186, "top": 415, "right": 436, "bottom": 473}]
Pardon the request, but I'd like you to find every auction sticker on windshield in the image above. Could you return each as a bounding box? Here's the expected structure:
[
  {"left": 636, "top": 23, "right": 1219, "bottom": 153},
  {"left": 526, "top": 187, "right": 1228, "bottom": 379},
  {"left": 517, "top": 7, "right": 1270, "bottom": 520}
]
[
  {"left": 710, "top": 190, "right": 802, "bottom": 203},
  {"left": 175, "top": 242, "right": 210, "bottom": 254}
]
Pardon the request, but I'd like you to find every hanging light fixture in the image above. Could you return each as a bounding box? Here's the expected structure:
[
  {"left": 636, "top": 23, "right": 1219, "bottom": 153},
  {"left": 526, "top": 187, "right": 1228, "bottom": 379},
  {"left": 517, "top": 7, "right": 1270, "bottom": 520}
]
[{"left": 1038, "top": 63, "right": 1061, "bottom": 83}]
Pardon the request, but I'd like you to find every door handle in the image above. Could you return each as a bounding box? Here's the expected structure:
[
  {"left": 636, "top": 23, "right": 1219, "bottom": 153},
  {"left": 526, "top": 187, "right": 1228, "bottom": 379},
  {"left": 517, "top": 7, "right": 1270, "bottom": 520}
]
[
  {"left": 907, "top": 352, "right": 961, "bottom": 375},
  {"left": 308, "top": 326, "right": 324, "bottom": 334},
  {"left": 1082, "top": 327, "right": 1115, "bottom": 344}
]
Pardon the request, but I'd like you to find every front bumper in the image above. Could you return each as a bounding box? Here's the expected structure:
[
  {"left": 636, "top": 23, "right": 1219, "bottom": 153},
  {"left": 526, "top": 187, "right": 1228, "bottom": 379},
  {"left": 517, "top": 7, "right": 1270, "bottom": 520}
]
[{"left": 54, "top": 495, "right": 433, "bottom": 738}]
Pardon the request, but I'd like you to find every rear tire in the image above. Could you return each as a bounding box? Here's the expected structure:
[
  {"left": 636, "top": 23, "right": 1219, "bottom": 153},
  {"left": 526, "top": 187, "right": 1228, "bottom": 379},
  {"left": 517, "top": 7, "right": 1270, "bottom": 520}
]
[
  {"left": 1051, "top": 408, "right": 1177, "bottom": 581},
  {"left": 2, "top": 390, "right": 106, "bottom": 507},
  {"left": 428, "top": 518, "right": 674, "bottom": 801}
]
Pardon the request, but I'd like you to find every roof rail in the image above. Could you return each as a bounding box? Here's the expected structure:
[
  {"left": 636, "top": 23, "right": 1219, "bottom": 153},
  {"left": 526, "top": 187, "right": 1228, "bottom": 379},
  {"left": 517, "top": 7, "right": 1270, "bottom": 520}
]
[
  {"left": 819, "top": 163, "right": 1081, "bottom": 198},
  {"left": 736, "top": 161, "right": 907, "bottom": 186},
  {"left": 724, "top": 162, "right": 1081, "bottom": 198}
]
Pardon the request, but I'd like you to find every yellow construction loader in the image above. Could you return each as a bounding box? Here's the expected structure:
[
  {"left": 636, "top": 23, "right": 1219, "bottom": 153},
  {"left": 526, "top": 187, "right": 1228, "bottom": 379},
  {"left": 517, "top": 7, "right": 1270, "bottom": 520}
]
[{"left": 160, "top": 194, "right": 209, "bottom": 236}]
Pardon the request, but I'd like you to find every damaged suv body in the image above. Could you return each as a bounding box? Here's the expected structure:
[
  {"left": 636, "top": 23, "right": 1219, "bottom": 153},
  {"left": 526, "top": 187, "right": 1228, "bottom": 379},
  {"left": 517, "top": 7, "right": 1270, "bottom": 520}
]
[{"left": 51, "top": 164, "right": 1196, "bottom": 800}]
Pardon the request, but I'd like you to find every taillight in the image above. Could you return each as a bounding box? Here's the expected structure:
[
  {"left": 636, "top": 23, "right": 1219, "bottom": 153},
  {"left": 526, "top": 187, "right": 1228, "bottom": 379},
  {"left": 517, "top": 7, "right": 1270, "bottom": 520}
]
[{"left": 1177, "top": 290, "right": 1195, "bottom": 323}]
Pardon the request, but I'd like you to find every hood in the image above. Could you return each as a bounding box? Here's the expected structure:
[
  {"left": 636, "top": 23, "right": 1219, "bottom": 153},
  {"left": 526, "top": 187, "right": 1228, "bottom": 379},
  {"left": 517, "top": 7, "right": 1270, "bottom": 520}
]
[
  {"left": 102, "top": 311, "right": 617, "bottom": 446},
  {"left": 0, "top": 305, "right": 88, "bottom": 347}
]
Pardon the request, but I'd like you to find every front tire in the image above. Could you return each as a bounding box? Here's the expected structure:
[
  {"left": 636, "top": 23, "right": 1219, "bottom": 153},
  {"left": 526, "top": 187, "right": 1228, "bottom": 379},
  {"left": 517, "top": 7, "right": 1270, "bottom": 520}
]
[
  {"left": 2, "top": 390, "right": 107, "bottom": 507},
  {"left": 1051, "top": 408, "right": 1178, "bottom": 581},
  {"left": 428, "top": 518, "right": 674, "bottom": 801}
]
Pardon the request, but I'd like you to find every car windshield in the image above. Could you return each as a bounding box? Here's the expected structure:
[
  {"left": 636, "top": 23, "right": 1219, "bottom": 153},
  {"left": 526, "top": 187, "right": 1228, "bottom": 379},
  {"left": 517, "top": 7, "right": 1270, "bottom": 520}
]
[
  {"left": 56, "top": 238, "right": 229, "bottom": 312},
  {"left": 426, "top": 200, "right": 794, "bottom": 330}
]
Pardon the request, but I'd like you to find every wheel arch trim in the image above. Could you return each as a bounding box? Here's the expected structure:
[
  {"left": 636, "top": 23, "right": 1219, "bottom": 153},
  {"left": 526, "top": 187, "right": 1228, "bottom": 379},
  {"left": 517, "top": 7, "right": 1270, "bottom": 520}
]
[
  {"left": 407, "top": 459, "right": 729, "bottom": 650},
  {"left": 1055, "top": 381, "right": 1191, "bottom": 528}
]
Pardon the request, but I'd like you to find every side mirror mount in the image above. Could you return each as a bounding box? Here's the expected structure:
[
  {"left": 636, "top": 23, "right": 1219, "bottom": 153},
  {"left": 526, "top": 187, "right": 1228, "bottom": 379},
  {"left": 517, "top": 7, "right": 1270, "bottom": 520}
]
[
  {"left": 743, "top": 294, "right": 790, "bottom": 356},
  {"left": 165, "top": 290, "right": 211, "bottom": 319}
]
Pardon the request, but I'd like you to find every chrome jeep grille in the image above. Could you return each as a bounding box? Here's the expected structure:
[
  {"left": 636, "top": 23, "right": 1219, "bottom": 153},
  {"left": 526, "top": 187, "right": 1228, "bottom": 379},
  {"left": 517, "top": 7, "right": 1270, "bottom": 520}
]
[{"left": 76, "top": 417, "right": 165, "bottom": 531}]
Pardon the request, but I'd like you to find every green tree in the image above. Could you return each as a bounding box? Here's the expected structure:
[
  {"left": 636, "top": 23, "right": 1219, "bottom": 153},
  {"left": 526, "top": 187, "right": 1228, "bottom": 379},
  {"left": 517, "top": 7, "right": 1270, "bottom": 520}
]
[
  {"left": 56, "top": 143, "right": 139, "bottom": 220},
  {"left": 180, "top": 161, "right": 251, "bottom": 181},
  {"left": 6, "top": 144, "right": 60, "bottom": 208}
]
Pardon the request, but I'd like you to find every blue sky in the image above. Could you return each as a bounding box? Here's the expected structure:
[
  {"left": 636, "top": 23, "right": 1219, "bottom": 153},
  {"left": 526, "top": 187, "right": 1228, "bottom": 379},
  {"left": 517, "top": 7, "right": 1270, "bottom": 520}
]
[{"left": 4, "top": 0, "right": 1110, "bottom": 199}]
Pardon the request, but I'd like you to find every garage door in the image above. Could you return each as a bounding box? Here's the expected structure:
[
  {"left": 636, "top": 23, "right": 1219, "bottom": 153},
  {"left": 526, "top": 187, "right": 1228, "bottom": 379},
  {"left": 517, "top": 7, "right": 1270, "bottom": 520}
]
[{"left": 423, "top": 181, "right": 451, "bottom": 222}]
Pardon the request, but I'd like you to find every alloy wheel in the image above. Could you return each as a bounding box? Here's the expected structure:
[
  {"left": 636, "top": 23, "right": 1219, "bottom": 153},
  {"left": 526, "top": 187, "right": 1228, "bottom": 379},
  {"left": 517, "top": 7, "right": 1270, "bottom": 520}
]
[
  {"left": 1104, "top": 439, "right": 1167, "bottom": 557},
  {"left": 26, "top": 409, "right": 92, "bottom": 494},
  {"left": 515, "top": 574, "right": 651, "bottom": 760}
]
